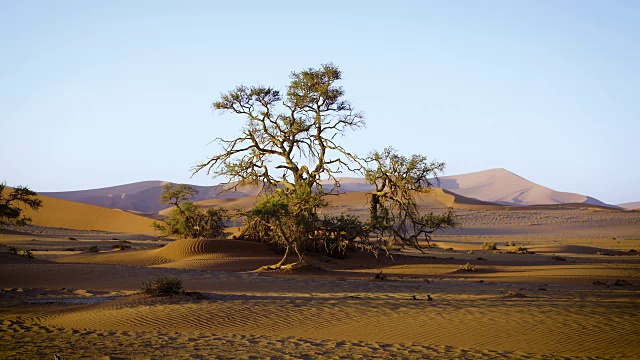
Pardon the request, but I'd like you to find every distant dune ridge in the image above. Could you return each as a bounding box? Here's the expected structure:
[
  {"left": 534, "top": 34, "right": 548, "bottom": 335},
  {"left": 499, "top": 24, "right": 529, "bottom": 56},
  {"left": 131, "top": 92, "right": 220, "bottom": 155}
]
[
  {"left": 617, "top": 201, "right": 640, "bottom": 210},
  {"left": 435, "top": 168, "right": 612, "bottom": 207},
  {"left": 41, "top": 168, "right": 615, "bottom": 213}
]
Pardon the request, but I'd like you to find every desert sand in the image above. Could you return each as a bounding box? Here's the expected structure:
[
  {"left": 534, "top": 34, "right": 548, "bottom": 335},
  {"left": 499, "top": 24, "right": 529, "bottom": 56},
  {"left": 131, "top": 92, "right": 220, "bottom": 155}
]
[{"left": 1, "top": 192, "right": 639, "bottom": 359}]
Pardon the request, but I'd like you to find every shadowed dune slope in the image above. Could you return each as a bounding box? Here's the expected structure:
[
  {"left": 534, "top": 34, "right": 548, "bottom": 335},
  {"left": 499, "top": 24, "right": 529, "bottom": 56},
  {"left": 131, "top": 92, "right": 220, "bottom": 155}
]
[
  {"left": 58, "top": 239, "right": 280, "bottom": 271},
  {"left": 20, "top": 195, "right": 157, "bottom": 234}
]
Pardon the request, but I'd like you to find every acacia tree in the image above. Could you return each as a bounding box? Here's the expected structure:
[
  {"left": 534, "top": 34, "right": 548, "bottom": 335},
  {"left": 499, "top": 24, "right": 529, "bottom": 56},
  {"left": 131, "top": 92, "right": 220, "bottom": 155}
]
[
  {"left": 194, "top": 64, "right": 456, "bottom": 269},
  {"left": 0, "top": 182, "right": 43, "bottom": 228},
  {"left": 153, "top": 183, "right": 228, "bottom": 239},
  {"left": 193, "top": 63, "right": 365, "bottom": 268},
  {"left": 365, "top": 147, "right": 457, "bottom": 254}
]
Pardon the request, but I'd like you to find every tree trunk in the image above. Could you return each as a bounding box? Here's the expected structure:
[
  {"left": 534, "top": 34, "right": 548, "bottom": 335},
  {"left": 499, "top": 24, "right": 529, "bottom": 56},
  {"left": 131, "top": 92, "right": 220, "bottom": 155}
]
[{"left": 265, "top": 244, "right": 290, "bottom": 270}]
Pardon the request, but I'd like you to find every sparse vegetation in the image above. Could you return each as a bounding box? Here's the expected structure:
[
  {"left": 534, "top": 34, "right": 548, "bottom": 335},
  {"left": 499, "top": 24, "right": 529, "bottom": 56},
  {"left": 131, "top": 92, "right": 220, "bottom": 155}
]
[
  {"left": 0, "top": 182, "right": 43, "bottom": 228},
  {"left": 192, "top": 64, "right": 456, "bottom": 269},
  {"left": 510, "top": 246, "right": 529, "bottom": 254},
  {"left": 374, "top": 271, "right": 388, "bottom": 280},
  {"left": 142, "top": 275, "right": 184, "bottom": 296},
  {"left": 468, "top": 250, "right": 474, "bottom": 254},
  {"left": 87, "top": 245, "right": 99, "bottom": 253},
  {"left": 459, "top": 262, "right": 475, "bottom": 271},
  {"left": 482, "top": 242, "right": 497, "bottom": 250},
  {"left": 113, "top": 241, "right": 131, "bottom": 250},
  {"left": 152, "top": 184, "right": 229, "bottom": 240},
  {"left": 505, "top": 290, "right": 526, "bottom": 298},
  {"left": 6, "top": 247, "right": 35, "bottom": 258}
]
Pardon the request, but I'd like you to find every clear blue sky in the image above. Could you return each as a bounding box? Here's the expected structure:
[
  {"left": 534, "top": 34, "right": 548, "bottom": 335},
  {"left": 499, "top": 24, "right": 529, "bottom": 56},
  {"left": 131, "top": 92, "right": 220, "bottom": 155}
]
[{"left": 1, "top": 1, "right": 638, "bottom": 204}]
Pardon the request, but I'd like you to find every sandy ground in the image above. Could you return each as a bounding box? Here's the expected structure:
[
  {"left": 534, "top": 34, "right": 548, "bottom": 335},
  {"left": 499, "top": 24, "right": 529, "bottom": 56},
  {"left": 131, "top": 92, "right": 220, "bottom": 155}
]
[{"left": 1, "top": 204, "right": 639, "bottom": 359}]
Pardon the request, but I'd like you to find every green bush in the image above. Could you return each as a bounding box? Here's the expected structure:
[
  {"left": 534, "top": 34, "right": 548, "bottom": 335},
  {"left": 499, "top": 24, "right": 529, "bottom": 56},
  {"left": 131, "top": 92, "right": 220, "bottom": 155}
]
[
  {"left": 459, "top": 262, "right": 475, "bottom": 271},
  {"left": 142, "top": 275, "right": 183, "bottom": 296},
  {"left": 482, "top": 242, "right": 497, "bottom": 250},
  {"left": 512, "top": 246, "right": 528, "bottom": 253}
]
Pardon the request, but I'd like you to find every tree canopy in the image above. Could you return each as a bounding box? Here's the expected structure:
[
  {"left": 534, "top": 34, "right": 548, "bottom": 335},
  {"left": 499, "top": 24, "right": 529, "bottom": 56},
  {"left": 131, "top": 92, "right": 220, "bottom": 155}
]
[
  {"left": 194, "top": 64, "right": 455, "bottom": 269},
  {"left": 152, "top": 183, "right": 228, "bottom": 239},
  {"left": 0, "top": 182, "right": 43, "bottom": 227}
]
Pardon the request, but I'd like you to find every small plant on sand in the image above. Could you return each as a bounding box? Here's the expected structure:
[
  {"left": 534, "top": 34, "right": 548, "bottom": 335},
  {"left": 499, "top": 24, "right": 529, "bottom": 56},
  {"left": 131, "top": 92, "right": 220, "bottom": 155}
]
[
  {"left": 510, "top": 246, "right": 529, "bottom": 254},
  {"left": 113, "top": 241, "right": 131, "bottom": 250},
  {"left": 468, "top": 250, "right": 474, "bottom": 254},
  {"left": 87, "top": 245, "right": 99, "bottom": 253},
  {"left": 482, "top": 242, "right": 497, "bottom": 251},
  {"left": 505, "top": 290, "right": 526, "bottom": 298},
  {"left": 459, "top": 262, "right": 475, "bottom": 271},
  {"left": 7, "top": 247, "right": 18, "bottom": 255},
  {"left": 20, "top": 250, "right": 34, "bottom": 259},
  {"left": 142, "top": 275, "right": 184, "bottom": 296},
  {"left": 374, "top": 271, "right": 388, "bottom": 280}
]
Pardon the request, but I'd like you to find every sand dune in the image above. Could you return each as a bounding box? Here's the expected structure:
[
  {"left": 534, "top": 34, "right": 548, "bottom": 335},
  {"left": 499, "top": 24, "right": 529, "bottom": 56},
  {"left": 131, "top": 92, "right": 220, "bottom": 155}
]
[
  {"left": 437, "top": 168, "right": 611, "bottom": 206},
  {"left": 2, "top": 190, "right": 639, "bottom": 359},
  {"left": 618, "top": 201, "right": 640, "bottom": 210},
  {"left": 57, "top": 238, "right": 280, "bottom": 271},
  {"left": 39, "top": 169, "right": 619, "bottom": 215},
  {"left": 20, "top": 194, "right": 157, "bottom": 234}
]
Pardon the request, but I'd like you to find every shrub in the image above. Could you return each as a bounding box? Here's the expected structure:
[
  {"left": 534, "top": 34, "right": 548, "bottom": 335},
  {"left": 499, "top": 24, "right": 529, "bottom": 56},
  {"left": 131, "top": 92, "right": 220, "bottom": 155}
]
[
  {"left": 142, "top": 275, "right": 183, "bottom": 296},
  {"left": 511, "top": 246, "right": 529, "bottom": 254},
  {"left": 505, "top": 290, "right": 526, "bottom": 298},
  {"left": 113, "top": 241, "right": 131, "bottom": 250},
  {"left": 21, "top": 250, "right": 34, "bottom": 259},
  {"left": 482, "top": 242, "right": 497, "bottom": 250},
  {"left": 468, "top": 250, "right": 474, "bottom": 254},
  {"left": 7, "top": 247, "right": 18, "bottom": 255},
  {"left": 459, "top": 262, "right": 475, "bottom": 271}
]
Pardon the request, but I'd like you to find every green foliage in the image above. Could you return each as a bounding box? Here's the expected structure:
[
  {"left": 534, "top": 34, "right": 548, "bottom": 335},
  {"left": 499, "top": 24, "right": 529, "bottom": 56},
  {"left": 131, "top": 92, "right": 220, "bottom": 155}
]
[
  {"left": 0, "top": 182, "right": 43, "bottom": 227},
  {"left": 459, "top": 262, "right": 476, "bottom": 271},
  {"left": 192, "top": 64, "right": 456, "bottom": 268},
  {"left": 142, "top": 275, "right": 183, "bottom": 296},
  {"left": 153, "top": 184, "right": 228, "bottom": 239},
  {"left": 365, "top": 147, "right": 457, "bottom": 254},
  {"left": 511, "top": 246, "right": 529, "bottom": 254},
  {"left": 318, "top": 214, "right": 368, "bottom": 259},
  {"left": 482, "top": 242, "right": 498, "bottom": 250}
]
